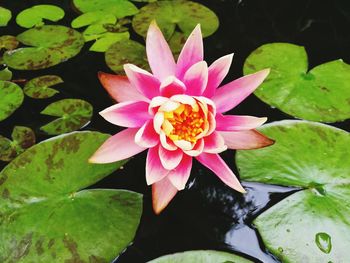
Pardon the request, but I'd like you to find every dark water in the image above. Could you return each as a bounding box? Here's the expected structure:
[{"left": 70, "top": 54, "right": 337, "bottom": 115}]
[{"left": 1, "top": 0, "right": 350, "bottom": 262}]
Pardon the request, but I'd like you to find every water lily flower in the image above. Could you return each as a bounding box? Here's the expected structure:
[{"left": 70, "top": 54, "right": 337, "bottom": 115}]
[{"left": 89, "top": 21, "right": 274, "bottom": 214}]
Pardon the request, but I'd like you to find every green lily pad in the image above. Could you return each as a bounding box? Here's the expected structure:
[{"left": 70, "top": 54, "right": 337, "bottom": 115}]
[
  {"left": 132, "top": 0, "right": 219, "bottom": 39},
  {"left": 0, "top": 131, "right": 142, "bottom": 262},
  {"left": 0, "top": 67, "right": 12, "bottom": 81},
  {"left": 0, "top": 7, "right": 11, "bottom": 27},
  {"left": 24, "top": 75, "right": 63, "bottom": 99},
  {"left": 105, "top": 39, "right": 149, "bottom": 74},
  {"left": 0, "top": 81, "right": 24, "bottom": 121},
  {"left": 73, "top": 0, "right": 138, "bottom": 18},
  {"left": 71, "top": 11, "right": 116, "bottom": 29},
  {"left": 40, "top": 99, "right": 93, "bottom": 135},
  {"left": 0, "top": 126, "right": 36, "bottom": 162},
  {"left": 90, "top": 32, "right": 129, "bottom": 52},
  {"left": 235, "top": 120, "right": 350, "bottom": 262},
  {"left": 243, "top": 43, "right": 350, "bottom": 122},
  {"left": 16, "top": 5, "right": 65, "bottom": 28},
  {"left": 0, "top": 35, "right": 19, "bottom": 50},
  {"left": 148, "top": 250, "right": 253, "bottom": 263},
  {"left": 3, "top": 25, "right": 84, "bottom": 70}
]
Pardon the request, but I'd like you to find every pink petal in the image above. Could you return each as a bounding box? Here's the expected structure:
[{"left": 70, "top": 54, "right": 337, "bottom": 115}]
[
  {"left": 98, "top": 72, "right": 148, "bottom": 103},
  {"left": 196, "top": 153, "right": 246, "bottom": 193},
  {"left": 135, "top": 120, "right": 159, "bottom": 148},
  {"left": 183, "top": 61, "right": 208, "bottom": 96},
  {"left": 89, "top": 128, "right": 145, "bottom": 163},
  {"left": 203, "top": 54, "right": 233, "bottom": 98},
  {"left": 203, "top": 131, "right": 227, "bottom": 153},
  {"left": 219, "top": 130, "right": 275, "bottom": 150},
  {"left": 146, "top": 146, "right": 169, "bottom": 185},
  {"left": 146, "top": 21, "right": 176, "bottom": 81},
  {"left": 100, "top": 101, "right": 151, "bottom": 128},
  {"left": 152, "top": 176, "right": 178, "bottom": 214},
  {"left": 216, "top": 114, "right": 267, "bottom": 131},
  {"left": 212, "top": 69, "right": 270, "bottom": 113},
  {"left": 160, "top": 131, "right": 178, "bottom": 151},
  {"left": 124, "top": 64, "right": 160, "bottom": 99},
  {"left": 160, "top": 76, "right": 186, "bottom": 97},
  {"left": 184, "top": 138, "right": 204, "bottom": 157},
  {"left": 176, "top": 24, "right": 203, "bottom": 80},
  {"left": 159, "top": 146, "right": 183, "bottom": 170},
  {"left": 168, "top": 154, "right": 192, "bottom": 190}
]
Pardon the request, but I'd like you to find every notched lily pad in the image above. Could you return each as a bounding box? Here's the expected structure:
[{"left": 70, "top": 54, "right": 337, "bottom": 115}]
[
  {"left": 40, "top": 99, "right": 93, "bottom": 135},
  {"left": 0, "top": 7, "right": 11, "bottom": 27},
  {"left": 3, "top": 25, "right": 84, "bottom": 70},
  {"left": 0, "top": 67, "right": 12, "bottom": 81},
  {"left": 16, "top": 5, "right": 65, "bottom": 28},
  {"left": 236, "top": 120, "right": 350, "bottom": 262},
  {"left": 24, "top": 75, "right": 63, "bottom": 99},
  {"left": 0, "top": 126, "right": 36, "bottom": 162},
  {"left": 0, "top": 81, "right": 24, "bottom": 121},
  {"left": 0, "top": 131, "right": 142, "bottom": 262},
  {"left": 243, "top": 43, "right": 350, "bottom": 122},
  {"left": 0, "top": 35, "right": 19, "bottom": 51},
  {"left": 105, "top": 39, "right": 149, "bottom": 74},
  {"left": 132, "top": 0, "right": 219, "bottom": 39}
]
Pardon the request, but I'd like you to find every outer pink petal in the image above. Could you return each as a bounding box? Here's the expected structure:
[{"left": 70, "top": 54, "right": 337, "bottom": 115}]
[
  {"left": 203, "top": 131, "right": 227, "bottom": 153},
  {"left": 146, "top": 146, "right": 169, "bottom": 185},
  {"left": 203, "top": 54, "right": 233, "bottom": 98},
  {"left": 152, "top": 176, "right": 178, "bottom": 214},
  {"left": 160, "top": 76, "right": 186, "bottom": 97},
  {"left": 219, "top": 130, "right": 275, "bottom": 150},
  {"left": 100, "top": 101, "right": 151, "bottom": 128},
  {"left": 135, "top": 120, "right": 159, "bottom": 148},
  {"left": 146, "top": 21, "right": 176, "bottom": 81},
  {"left": 183, "top": 61, "right": 208, "bottom": 96},
  {"left": 216, "top": 114, "right": 267, "bottom": 131},
  {"left": 176, "top": 24, "right": 203, "bottom": 80},
  {"left": 159, "top": 146, "right": 183, "bottom": 170},
  {"left": 89, "top": 128, "right": 145, "bottom": 163},
  {"left": 212, "top": 69, "right": 270, "bottom": 113},
  {"left": 124, "top": 64, "right": 160, "bottom": 99},
  {"left": 98, "top": 72, "right": 148, "bottom": 103},
  {"left": 196, "top": 153, "right": 246, "bottom": 193},
  {"left": 168, "top": 154, "right": 192, "bottom": 190}
]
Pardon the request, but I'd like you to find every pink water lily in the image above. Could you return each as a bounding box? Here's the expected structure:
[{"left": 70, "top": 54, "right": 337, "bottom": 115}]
[{"left": 89, "top": 22, "right": 274, "bottom": 214}]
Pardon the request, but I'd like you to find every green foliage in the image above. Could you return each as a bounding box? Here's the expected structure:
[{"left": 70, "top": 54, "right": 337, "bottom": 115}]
[
  {"left": 0, "top": 68, "right": 12, "bottom": 81},
  {"left": 24, "top": 75, "right": 63, "bottom": 99},
  {"left": 16, "top": 5, "right": 65, "bottom": 28},
  {"left": 0, "top": 35, "right": 19, "bottom": 50},
  {"left": 0, "top": 7, "right": 11, "bottom": 27},
  {"left": 0, "top": 81, "right": 24, "bottom": 121}
]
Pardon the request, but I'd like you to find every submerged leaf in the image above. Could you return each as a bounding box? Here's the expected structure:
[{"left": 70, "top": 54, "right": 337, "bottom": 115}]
[
  {"left": 244, "top": 43, "right": 350, "bottom": 122},
  {"left": 0, "top": 81, "right": 24, "bottom": 121},
  {"left": 0, "top": 7, "right": 11, "bottom": 27},
  {"left": 16, "top": 5, "right": 65, "bottom": 28},
  {"left": 40, "top": 99, "right": 93, "bottom": 135},
  {"left": 24, "top": 75, "right": 63, "bottom": 99},
  {"left": 236, "top": 120, "right": 350, "bottom": 262}
]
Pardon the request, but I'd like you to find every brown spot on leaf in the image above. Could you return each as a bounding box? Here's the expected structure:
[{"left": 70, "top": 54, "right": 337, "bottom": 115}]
[
  {"left": 63, "top": 235, "right": 84, "bottom": 263},
  {"left": 35, "top": 236, "right": 45, "bottom": 255}
]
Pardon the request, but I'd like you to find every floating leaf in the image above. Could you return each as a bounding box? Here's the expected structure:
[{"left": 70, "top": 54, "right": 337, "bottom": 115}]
[
  {"left": 0, "top": 67, "right": 12, "bottom": 81},
  {"left": 73, "top": 0, "right": 138, "bottom": 18},
  {"left": 40, "top": 99, "right": 93, "bottom": 135},
  {"left": 105, "top": 39, "right": 149, "bottom": 74},
  {"left": 3, "top": 26, "right": 84, "bottom": 70},
  {"left": 24, "top": 75, "right": 63, "bottom": 99},
  {"left": 243, "top": 43, "right": 350, "bottom": 122},
  {"left": 0, "top": 7, "right": 11, "bottom": 27},
  {"left": 236, "top": 120, "right": 350, "bottom": 262},
  {"left": 0, "top": 126, "right": 36, "bottom": 162},
  {"left": 0, "top": 35, "right": 19, "bottom": 50},
  {"left": 71, "top": 11, "right": 116, "bottom": 29},
  {"left": 16, "top": 5, "right": 65, "bottom": 28},
  {"left": 148, "top": 250, "right": 252, "bottom": 263},
  {"left": 0, "top": 131, "right": 142, "bottom": 262},
  {"left": 90, "top": 32, "right": 129, "bottom": 52},
  {"left": 0, "top": 81, "right": 24, "bottom": 121},
  {"left": 132, "top": 0, "right": 219, "bottom": 39}
]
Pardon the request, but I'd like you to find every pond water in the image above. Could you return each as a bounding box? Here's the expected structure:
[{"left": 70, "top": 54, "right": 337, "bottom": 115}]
[{"left": 1, "top": 0, "right": 350, "bottom": 262}]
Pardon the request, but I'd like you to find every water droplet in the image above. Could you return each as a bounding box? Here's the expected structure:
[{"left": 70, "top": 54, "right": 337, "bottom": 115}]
[
  {"left": 278, "top": 247, "right": 284, "bottom": 253},
  {"left": 315, "top": 232, "right": 332, "bottom": 254}
]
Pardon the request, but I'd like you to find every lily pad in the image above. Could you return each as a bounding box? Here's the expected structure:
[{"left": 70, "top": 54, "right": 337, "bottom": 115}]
[
  {"left": 132, "top": 0, "right": 219, "bottom": 39},
  {"left": 0, "top": 7, "right": 11, "bottom": 27},
  {"left": 105, "top": 39, "right": 149, "bottom": 74},
  {"left": 148, "top": 250, "right": 252, "bottom": 263},
  {"left": 0, "top": 67, "right": 12, "bottom": 81},
  {"left": 3, "top": 25, "right": 84, "bottom": 70},
  {"left": 40, "top": 99, "right": 93, "bottom": 135},
  {"left": 73, "top": 0, "right": 138, "bottom": 18},
  {"left": 243, "top": 43, "right": 350, "bottom": 122},
  {"left": 236, "top": 120, "right": 350, "bottom": 262},
  {"left": 16, "top": 5, "right": 65, "bottom": 28},
  {"left": 0, "top": 126, "right": 36, "bottom": 162},
  {"left": 0, "top": 131, "right": 142, "bottom": 262},
  {"left": 0, "top": 81, "right": 24, "bottom": 121},
  {"left": 24, "top": 75, "right": 63, "bottom": 99},
  {"left": 0, "top": 35, "right": 19, "bottom": 50}
]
